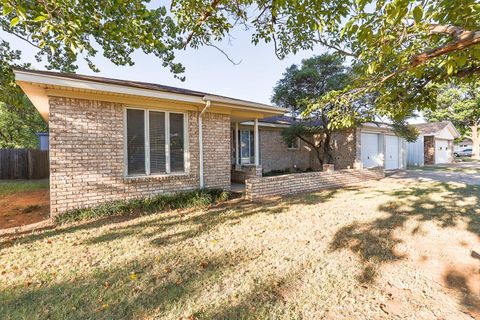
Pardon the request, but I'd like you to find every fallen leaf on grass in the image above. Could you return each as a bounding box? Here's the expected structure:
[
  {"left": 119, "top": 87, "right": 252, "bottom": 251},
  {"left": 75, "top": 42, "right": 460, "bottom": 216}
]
[{"left": 129, "top": 273, "right": 138, "bottom": 280}]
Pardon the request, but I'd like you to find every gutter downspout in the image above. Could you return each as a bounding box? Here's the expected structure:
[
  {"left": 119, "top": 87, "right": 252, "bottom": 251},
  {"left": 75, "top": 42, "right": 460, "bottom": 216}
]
[{"left": 199, "top": 100, "right": 211, "bottom": 189}]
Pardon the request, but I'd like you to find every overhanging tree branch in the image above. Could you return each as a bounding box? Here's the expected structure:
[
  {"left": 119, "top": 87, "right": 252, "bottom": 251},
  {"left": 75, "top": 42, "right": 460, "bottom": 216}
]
[
  {"left": 183, "top": 0, "right": 222, "bottom": 48},
  {"left": 411, "top": 26, "right": 480, "bottom": 66}
]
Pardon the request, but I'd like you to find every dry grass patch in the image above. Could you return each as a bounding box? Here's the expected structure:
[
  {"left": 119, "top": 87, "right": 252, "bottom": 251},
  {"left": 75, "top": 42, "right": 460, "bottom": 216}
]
[{"left": 1, "top": 179, "right": 479, "bottom": 319}]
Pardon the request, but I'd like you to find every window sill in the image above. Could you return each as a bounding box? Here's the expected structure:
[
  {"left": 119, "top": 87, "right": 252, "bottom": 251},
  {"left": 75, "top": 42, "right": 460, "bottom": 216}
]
[{"left": 123, "top": 172, "right": 192, "bottom": 183}]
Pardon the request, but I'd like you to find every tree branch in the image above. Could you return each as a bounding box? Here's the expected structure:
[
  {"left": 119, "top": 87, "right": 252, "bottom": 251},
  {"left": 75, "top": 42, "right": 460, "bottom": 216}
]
[
  {"left": 205, "top": 43, "right": 242, "bottom": 65},
  {"left": 317, "top": 36, "right": 356, "bottom": 57},
  {"left": 429, "top": 25, "right": 472, "bottom": 40},
  {"left": 411, "top": 27, "right": 480, "bottom": 66},
  {"left": 183, "top": 0, "right": 221, "bottom": 48},
  {"left": 5, "top": 31, "right": 41, "bottom": 50}
]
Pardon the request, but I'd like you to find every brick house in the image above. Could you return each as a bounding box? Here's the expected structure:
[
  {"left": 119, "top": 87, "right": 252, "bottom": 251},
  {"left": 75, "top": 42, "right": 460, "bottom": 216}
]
[{"left": 15, "top": 69, "right": 406, "bottom": 216}]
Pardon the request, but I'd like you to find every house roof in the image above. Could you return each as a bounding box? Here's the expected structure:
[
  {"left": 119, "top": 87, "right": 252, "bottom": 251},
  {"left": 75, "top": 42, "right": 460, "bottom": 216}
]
[
  {"left": 14, "top": 69, "right": 287, "bottom": 121},
  {"left": 259, "top": 115, "right": 325, "bottom": 127},
  {"left": 413, "top": 121, "right": 461, "bottom": 138},
  {"left": 413, "top": 122, "right": 450, "bottom": 135},
  {"left": 15, "top": 68, "right": 209, "bottom": 97}
]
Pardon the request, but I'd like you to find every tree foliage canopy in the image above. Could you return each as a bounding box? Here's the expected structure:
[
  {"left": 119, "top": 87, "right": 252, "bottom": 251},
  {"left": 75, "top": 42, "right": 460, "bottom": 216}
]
[
  {"left": 271, "top": 54, "right": 350, "bottom": 117},
  {"left": 173, "top": 0, "right": 480, "bottom": 119},
  {"left": 272, "top": 54, "right": 355, "bottom": 165},
  {"left": 0, "top": 0, "right": 479, "bottom": 147}
]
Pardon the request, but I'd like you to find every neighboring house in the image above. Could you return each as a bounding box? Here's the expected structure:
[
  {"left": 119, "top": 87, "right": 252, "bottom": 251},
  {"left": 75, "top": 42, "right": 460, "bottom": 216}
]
[
  {"left": 407, "top": 122, "right": 460, "bottom": 166},
  {"left": 35, "top": 132, "right": 49, "bottom": 151},
  {"left": 454, "top": 139, "right": 473, "bottom": 152},
  {"left": 15, "top": 69, "right": 406, "bottom": 215}
]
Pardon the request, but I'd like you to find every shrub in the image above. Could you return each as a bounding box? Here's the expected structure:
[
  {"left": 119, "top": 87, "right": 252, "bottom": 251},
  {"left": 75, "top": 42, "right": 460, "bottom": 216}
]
[{"left": 55, "top": 189, "right": 230, "bottom": 224}]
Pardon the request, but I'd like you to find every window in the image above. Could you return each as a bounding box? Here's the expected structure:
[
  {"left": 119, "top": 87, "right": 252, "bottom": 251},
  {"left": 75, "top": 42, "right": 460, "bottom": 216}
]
[
  {"left": 287, "top": 137, "right": 300, "bottom": 150},
  {"left": 125, "top": 108, "right": 186, "bottom": 176},
  {"left": 239, "top": 130, "right": 255, "bottom": 164}
]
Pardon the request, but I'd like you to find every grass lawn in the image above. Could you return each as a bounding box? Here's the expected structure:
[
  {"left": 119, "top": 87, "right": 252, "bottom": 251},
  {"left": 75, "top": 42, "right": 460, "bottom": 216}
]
[
  {"left": 1, "top": 178, "right": 480, "bottom": 319},
  {"left": 0, "top": 179, "right": 49, "bottom": 196}
]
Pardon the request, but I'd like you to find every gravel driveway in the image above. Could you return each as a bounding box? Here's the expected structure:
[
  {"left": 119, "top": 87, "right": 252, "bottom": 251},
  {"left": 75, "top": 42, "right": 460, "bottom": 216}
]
[{"left": 389, "top": 161, "right": 480, "bottom": 185}]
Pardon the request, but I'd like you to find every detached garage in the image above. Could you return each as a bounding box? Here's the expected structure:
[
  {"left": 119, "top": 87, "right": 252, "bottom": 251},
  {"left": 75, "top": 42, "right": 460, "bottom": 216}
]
[
  {"left": 407, "top": 122, "right": 460, "bottom": 166},
  {"left": 358, "top": 123, "right": 407, "bottom": 170}
]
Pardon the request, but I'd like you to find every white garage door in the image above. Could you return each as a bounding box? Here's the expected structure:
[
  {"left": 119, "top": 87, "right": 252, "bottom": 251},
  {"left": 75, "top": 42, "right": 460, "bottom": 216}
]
[
  {"left": 435, "top": 139, "right": 449, "bottom": 164},
  {"left": 361, "top": 133, "right": 381, "bottom": 168},
  {"left": 385, "top": 135, "right": 400, "bottom": 170}
]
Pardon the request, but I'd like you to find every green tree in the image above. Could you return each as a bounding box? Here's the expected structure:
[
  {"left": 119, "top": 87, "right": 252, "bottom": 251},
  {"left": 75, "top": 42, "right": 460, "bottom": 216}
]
[
  {"left": 0, "top": 40, "right": 46, "bottom": 148},
  {"left": 174, "top": 0, "right": 480, "bottom": 121},
  {"left": 272, "top": 54, "right": 353, "bottom": 166},
  {"left": 424, "top": 80, "right": 480, "bottom": 158},
  {"left": 272, "top": 54, "right": 350, "bottom": 117}
]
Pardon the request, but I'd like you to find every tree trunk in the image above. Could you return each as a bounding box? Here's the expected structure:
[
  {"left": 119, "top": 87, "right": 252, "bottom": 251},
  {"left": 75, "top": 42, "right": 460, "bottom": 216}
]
[
  {"left": 322, "top": 131, "right": 333, "bottom": 164},
  {"left": 471, "top": 124, "right": 480, "bottom": 159},
  {"left": 315, "top": 148, "right": 324, "bottom": 168}
]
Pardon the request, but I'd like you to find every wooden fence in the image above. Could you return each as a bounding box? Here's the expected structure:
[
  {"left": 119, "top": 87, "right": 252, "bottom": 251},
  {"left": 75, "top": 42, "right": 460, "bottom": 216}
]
[{"left": 0, "top": 149, "right": 49, "bottom": 179}]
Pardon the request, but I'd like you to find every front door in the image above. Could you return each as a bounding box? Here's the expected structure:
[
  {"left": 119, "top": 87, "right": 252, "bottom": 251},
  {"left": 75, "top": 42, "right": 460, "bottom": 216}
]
[
  {"left": 435, "top": 139, "right": 449, "bottom": 164},
  {"left": 240, "top": 130, "right": 255, "bottom": 164}
]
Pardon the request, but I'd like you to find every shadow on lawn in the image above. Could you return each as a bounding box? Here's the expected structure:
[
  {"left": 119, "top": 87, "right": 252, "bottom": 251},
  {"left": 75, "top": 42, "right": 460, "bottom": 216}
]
[
  {"left": 0, "top": 190, "right": 327, "bottom": 319},
  {"left": 329, "top": 182, "right": 480, "bottom": 283},
  {"left": 0, "top": 246, "right": 303, "bottom": 319},
  {"left": 443, "top": 267, "right": 480, "bottom": 317},
  {"left": 4, "top": 185, "right": 347, "bottom": 250},
  {"left": 83, "top": 186, "right": 358, "bottom": 247}
]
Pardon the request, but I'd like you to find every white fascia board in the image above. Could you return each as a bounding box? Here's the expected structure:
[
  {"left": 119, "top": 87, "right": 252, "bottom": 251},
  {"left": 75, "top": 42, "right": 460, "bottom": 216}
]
[
  {"left": 203, "top": 95, "right": 287, "bottom": 114},
  {"left": 14, "top": 70, "right": 204, "bottom": 104},
  {"left": 446, "top": 122, "right": 461, "bottom": 138},
  {"left": 240, "top": 121, "right": 290, "bottom": 128}
]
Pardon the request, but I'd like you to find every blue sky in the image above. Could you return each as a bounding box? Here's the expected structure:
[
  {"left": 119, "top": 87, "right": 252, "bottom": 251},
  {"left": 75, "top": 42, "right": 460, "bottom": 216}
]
[{"left": 4, "top": 27, "right": 327, "bottom": 106}]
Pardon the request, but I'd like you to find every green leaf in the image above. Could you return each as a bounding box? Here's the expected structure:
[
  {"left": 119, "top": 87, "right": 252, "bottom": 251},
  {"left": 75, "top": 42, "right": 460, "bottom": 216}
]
[
  {"left": 33, "top": 15, "right": 47, "bottom": 22},
  {"left": 412, "top": 6, "right": 423, "bottom": 24},
  {"left": 446, "top": 63, "right": 454, "bottom": 75},
  {"left": 10, "top": 17, "right": 20, "bottom": 27},
  {"left": 3, "top": 5, "right": 13, "bottom": 16}
]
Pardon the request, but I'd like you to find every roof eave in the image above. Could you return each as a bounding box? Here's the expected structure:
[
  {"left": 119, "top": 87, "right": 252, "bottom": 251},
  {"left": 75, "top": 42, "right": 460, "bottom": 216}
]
[{"left": 14, "top": 69, "right": 286, "bottom": 117}]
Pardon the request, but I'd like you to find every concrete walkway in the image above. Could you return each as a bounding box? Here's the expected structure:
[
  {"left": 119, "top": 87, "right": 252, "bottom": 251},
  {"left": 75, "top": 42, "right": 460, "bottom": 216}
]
[{"left": 388, "top": 161, "right": 480, "bottom": 185}]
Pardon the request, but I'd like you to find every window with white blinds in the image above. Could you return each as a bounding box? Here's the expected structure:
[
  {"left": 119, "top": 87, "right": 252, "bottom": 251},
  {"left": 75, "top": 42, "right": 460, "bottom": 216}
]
[
  {"left": 169, "top": 113, "right": 185, "bottom": 172},
  {"left": 126, "top": 109, "right": 146, "bottom": 175},
  {"left": 125, "top": 108, "right": 186, "bottom": 176},
  {"left": 149, "top": 111, "right": 166, "bottom": 174}
]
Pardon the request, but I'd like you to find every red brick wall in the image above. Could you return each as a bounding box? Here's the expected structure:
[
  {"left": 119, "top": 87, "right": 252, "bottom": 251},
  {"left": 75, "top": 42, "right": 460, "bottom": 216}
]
[
  {"left": 49, "top": 97, "right": 230, "bottom": 216},
  {"left": 245, "top": 167, "right": 384, "bottom": 200}
]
